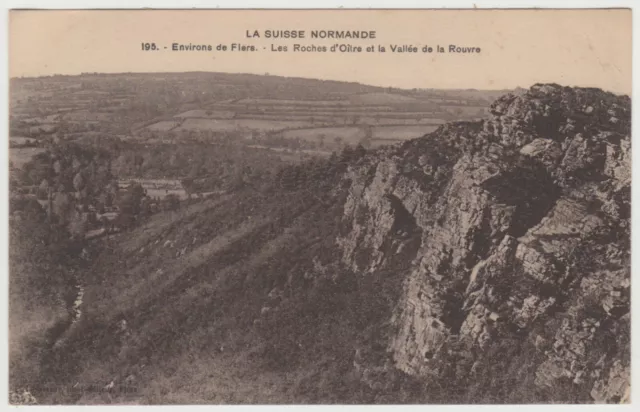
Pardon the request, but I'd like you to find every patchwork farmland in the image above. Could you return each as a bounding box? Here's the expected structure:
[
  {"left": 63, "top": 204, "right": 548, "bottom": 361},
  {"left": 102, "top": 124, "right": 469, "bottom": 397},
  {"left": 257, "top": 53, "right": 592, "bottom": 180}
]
[
  {"left": 140, "top": 90, "right": 488, "bottom": 152},
  {"left": 9, "top": 72, "right": 509, "bottom": 181},
  {"left": 10, "top": 72, "right": 505, "bottom": 162}
]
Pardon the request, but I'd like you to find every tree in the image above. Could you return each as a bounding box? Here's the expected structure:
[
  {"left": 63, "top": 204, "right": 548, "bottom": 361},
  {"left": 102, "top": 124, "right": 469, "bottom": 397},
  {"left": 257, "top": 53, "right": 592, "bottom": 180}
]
[
  {"left": 52, "top": 192, "right": 73, "bottom": 225},
  {"left": 69, "top": 211, "right": 88, "bottom": 239},
  {"left": 116, "top": 183, "right": 146, "bottom": 229},
  {"left": 353, "top": 144, "right": 367, "bottom": 159},
  {"left": 162, "top": 194, "right": 180, "bottom": 212},
  {"left": 140, "top": 197, "right": 152, "bottom": 216}
]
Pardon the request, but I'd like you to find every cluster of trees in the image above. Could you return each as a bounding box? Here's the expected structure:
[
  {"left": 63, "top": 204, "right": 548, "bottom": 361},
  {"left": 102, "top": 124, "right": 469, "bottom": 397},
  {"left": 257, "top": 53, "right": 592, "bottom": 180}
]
[
  {"left": 13, "top": 140, "right": 183, "bottom": 235},
  {"left": 12, "top": 142, "right": 191, "bottom": 249},
  {"left": 13, "top": 143, "right": 115, "bottom": 235},
  {"left": 110, "top": 142, "right": 289, "bottom": 193},
  {"left": 19, "top": 142, "right": 113, "bottom": 193},
  {"left": 115, "top": 184, "right": 181, "bottom": 230}
]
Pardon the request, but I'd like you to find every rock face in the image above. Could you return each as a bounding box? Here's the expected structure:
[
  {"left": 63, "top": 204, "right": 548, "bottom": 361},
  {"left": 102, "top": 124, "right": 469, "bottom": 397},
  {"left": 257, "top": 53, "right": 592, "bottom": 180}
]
[{"left": 337, "top": 84, "right": 630, "bottom": 402}]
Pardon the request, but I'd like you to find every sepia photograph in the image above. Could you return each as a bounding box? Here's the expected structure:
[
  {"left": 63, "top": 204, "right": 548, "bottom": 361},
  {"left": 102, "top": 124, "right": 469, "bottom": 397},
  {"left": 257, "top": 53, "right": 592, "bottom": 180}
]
[{"left": 6, "top": 8, "right": 632, "bottom": 405}]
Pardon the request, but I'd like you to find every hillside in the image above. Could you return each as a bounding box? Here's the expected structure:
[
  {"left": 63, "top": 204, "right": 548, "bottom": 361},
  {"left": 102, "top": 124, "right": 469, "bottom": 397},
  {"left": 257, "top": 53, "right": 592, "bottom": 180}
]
[
  {"left": 10, "top": 84, "right": 630, "bottom": 404},
  {"left": 10, "top": 72, "right": 496, "bottom": 158}
]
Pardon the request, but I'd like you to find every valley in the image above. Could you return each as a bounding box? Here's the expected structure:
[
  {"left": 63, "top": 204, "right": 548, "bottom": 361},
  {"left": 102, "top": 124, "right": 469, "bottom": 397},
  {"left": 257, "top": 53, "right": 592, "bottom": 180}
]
[{"left": 8, "top": 75, "right": 630, "bottom": 404}]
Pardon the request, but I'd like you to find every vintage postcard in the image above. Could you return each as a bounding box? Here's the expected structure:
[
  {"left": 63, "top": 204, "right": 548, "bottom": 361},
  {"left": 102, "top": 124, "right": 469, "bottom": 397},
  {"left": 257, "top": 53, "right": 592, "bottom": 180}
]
[{"left": 7, "top": 9, "right": 631, "bottom": 405}]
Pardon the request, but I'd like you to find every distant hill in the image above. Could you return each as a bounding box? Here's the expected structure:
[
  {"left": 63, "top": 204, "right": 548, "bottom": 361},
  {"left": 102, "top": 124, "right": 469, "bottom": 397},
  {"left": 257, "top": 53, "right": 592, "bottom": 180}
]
[
  {"left": 10, "top": 71, "right": 506, "bottom": 153},
  {"left": 10, "top": 71, "right": 513, "bottom": 105}
]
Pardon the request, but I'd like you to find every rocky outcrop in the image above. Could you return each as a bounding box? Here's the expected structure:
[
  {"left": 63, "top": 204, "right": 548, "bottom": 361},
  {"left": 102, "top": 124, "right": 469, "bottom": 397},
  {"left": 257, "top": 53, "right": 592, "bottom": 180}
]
[
  {"left": 591, "top": 359, "right": 631, "bottom": 403},
  {"left": 336, "top": 84, "right": 630, "bottom": 402}
]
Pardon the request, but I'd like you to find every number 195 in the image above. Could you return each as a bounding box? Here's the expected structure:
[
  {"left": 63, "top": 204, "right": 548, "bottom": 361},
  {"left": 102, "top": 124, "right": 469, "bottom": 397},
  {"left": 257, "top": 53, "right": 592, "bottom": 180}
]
[{"left": 141, "top": 43, "right": 158, "bottom": 51}]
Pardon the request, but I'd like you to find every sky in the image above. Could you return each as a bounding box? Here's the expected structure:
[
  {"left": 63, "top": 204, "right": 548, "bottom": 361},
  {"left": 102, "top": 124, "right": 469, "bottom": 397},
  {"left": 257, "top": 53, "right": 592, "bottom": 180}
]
[{"left": 9, "top": 9, "right": 632, "bottom": 94}]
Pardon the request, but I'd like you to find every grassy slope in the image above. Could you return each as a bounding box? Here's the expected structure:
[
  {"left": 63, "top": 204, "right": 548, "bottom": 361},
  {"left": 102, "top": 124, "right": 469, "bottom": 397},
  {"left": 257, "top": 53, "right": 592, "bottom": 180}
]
[{"left": 34, "top": 178, "right": 422, "bottom": 404}]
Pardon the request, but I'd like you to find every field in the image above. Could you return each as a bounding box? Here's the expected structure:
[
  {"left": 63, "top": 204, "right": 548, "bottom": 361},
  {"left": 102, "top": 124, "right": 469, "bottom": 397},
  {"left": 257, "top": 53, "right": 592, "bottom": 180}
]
[
  {"left": 372, "top": 125, "right": 440, "bottom": 140},
  {"left": 347, "top": 92, "right": 420, "bottom": 105},
  {"left": 281, "top": 127, "right": 364, "bottom": 143},
  {"left": 236, "top": 98, "right": 351, "bottom": 106},
  {"left": 10, "top": 73, "right": 498, "bottom": 158},
  {"left": 173, "top": 118, "right": 315, "bottom": 133},
  {"left": 175, "top": 110, "right": 235, "bottom": 119},
  {"left": 139, "top": 88, "right": 490, "bottom": 152},
  {"left": 275, "top": 124, "right": 442, "bottom": 149}
]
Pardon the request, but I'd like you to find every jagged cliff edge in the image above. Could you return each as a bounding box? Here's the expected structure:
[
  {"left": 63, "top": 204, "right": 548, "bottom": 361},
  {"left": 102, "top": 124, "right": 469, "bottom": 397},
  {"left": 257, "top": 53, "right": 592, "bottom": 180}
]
[{"left": 336, "top": 84, "right": 630, "bottom": 402}]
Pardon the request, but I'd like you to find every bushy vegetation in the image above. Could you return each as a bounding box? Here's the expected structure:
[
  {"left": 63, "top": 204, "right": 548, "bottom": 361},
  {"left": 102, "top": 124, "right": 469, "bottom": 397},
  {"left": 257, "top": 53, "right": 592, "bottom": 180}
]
[{"left": 9, "top": 197, "right": 86, "bottom": 393}]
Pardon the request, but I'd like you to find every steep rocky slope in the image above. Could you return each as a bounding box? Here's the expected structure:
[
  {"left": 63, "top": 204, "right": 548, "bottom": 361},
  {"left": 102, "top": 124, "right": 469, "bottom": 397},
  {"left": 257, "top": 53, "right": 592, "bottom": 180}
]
[
  {"left": 18, "top": 84, "right": 629, "bottom": 404},
  {"left": 338, "top": 83, "right": 630, "bottom": 402}
]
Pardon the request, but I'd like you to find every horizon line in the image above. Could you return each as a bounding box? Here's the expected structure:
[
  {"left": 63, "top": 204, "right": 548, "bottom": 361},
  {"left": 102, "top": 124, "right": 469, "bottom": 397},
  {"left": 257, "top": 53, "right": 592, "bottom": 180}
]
[
  {"left": 10, "top": 70, "right": 629, "bottom": 96},
  {"left": 10, "top": 70, "right": 526, "bottom": 93}
]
